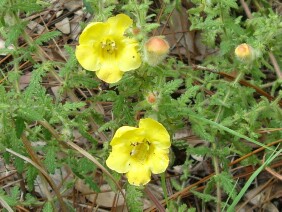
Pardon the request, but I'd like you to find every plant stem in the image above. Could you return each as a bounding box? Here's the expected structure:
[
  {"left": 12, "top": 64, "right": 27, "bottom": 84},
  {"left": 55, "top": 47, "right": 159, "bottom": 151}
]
[
  {"left": 161, "top": 172, "right": 169, "bottom": 207},
  {"left": 212, "top": 72, "right": 243, "bottom": 211}
]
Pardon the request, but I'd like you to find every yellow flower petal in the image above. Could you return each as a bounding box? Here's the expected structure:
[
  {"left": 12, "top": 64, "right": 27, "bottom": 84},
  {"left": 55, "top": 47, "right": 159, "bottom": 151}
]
[
  {"left": 107, "top": 14, "right": 133, "bottom": 36},
  {"left": 148, "top": 148, "right": 169, "bottom": 174},
  {"left": 139, "top": 118, "right": 171, "bottom": 149},
  {"left": 117, "top": 40, "right": 142, "bottom": 72},
  {"left": 126, "top": 161, "right": 151, "bottom": 186},
  {"left": 78, "top": 22, "right": 109, "bottom": 45},
  {"left": 76, "top": 14, "right": 141, "bottom": 83},
  {"left": 96, "top": 62, "right": 123, "bottom": 83},
  {"left": 110, "top": 127, "right": 141, "bottom": 146},
  {"left": 75, "top": 44, "right": 101, "bottom": 71},
  {"left": 110, "top": 126, "right": 139, "bottom": 146},
  {"left": 112, "top": 126, "right": 137, "bottom": 139},
  {"left": 106, "top": 144, "right": 131, "bottom": 173}
]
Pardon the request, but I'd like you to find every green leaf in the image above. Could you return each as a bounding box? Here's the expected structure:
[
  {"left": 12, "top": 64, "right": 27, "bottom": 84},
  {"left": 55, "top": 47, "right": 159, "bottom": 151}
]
[
  {"left": 125, "top": 184, "right": 143, "bottom": 212},
  {"left": 17, "top": 108, "right": 43, "bottom": 121},
  {"left": 84, "top": 176, "right": 100, "bottom": 192},
  {"left": 15, "top": 117, "right": 25, "bottom": 138},
  {"left": 189, "top": 113, "right": 274, "bottom": 151},
  {"left": 26, "top": 165, "right": 38, "bottom": 191},
  {"left": 223, "top": 0, "right": 238, "bottom": 9},
  {"left": 191, "top": 190, "right": 218, "bottom": 203},
  {"left": 227, "top": 148, "right": 282, "bottom": 211},
  {"left": 35, "top": 31, "right": 61, "bottom": 45},
  {"left": 62, "top": 102, "right": 86, "bottom": 111},
  {"left": 78, "top": 125, "right": 98, "bottom": 145},
  {"left": 59, "top": 45, "right": 77, "bottom": 78},
  {"left": 43, "top": 202, "right": 53, "bottom": 212},
  {"left": 44, "top": 144, "right": 57, "bottom": 174},
  {"left": 177, "top": 85, "right": 200, "bottom": 105},
  {"left": 162, "top": 79, "right": 183, "bottom": 95},
  {"left": 179, "top": 204, "right": 188, "bottom": 212},
  {"left": 0, "top": 189, "right": 17, "bottom": 206},
  {"left": 214, "top": 172, "right": 237, "bottom": 200},
  {"left": 11, "top": 1, "right": 43, "bottom": 13},
  {"left": 10, "top": 186, "right": 20, "bottom": 200}
]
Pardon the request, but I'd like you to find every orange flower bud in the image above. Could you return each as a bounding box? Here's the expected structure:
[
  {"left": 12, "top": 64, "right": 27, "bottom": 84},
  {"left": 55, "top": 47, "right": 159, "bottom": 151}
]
[
  {"left": 147, "top": 93, "right": 157, "bottom": 103},
  {"left": 235, "top": 43, "right": 254, "bottom": 61},
  {"left": 132, "top": 27, "right": 141, "bottom": 35},
  {"left": 144, "top": 36, "right": 170, "bottom": 66},
  {"left": 145, "top": 36, "right": 170, "bottom": 54}
]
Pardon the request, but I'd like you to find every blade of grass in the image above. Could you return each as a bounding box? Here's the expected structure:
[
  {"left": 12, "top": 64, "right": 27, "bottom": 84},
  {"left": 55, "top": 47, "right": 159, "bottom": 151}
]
[
  {"left": 0, "top": 196, "right": 14, "bottom": 212},
  {"left": 189, "top": 114, "right": 274, "bottom": 151},
  {"left": 227, "top": 146, "right": 282, "bottom": 212},
  {"left": 65, "top": 141, "right": 126, "bottom": 200}
]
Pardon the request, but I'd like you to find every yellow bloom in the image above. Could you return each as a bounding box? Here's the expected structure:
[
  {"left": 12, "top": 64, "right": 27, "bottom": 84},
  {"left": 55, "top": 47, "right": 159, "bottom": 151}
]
[
  {"left": 76, "top": 14, "right": 142, "bottom": 83},
  {"left": 106, "top": 118, "right": 171, "bottom": 186}
]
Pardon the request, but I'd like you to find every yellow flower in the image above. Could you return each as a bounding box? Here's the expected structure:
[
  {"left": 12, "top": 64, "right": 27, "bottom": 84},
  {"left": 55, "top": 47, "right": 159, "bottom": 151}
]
[
  {"left": 106, "top": 118, "right": 171, "bottom": 186},
  {"left": 76, "top": 14, "right": 142, "bottom": 83}
]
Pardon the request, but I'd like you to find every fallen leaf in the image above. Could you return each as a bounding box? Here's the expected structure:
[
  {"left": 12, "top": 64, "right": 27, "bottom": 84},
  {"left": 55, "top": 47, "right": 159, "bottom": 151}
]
[{"left": 55, "top": 17, "right": 71, "bottom": 34}]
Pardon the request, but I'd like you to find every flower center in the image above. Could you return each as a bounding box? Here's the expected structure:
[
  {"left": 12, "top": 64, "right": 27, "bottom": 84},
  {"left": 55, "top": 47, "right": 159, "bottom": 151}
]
[
  {"left": 130, "top": 141, "right": 150, "bottom": 162},
  {"left": 100, "top": 38, "right": 117, "bottom": 55}
]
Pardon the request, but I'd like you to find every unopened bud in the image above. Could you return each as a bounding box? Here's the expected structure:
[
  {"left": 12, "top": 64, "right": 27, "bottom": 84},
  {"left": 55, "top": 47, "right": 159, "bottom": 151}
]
[
  {"left": 147, "top": 93, "right": 157, "bottom": 103},
  {"left": 144, "top": 36, "right": 170, "bottom": 66},
  {"left": 132, "top": 27, "right": 141, "bottom": 35},
  {"left": 235, "top": 43, "right": 254, "bottom": 61}
]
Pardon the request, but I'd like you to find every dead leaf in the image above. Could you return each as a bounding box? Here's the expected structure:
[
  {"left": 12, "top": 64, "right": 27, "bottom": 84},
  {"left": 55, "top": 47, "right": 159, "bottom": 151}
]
[
  {"left": 75, "top": 180, "right": 125, "bottom": 207},
  {"left": 55, "top": 17, "right": 70, "bottom": 34},
  {"left": 0, "top": 38, "right": 14, "bottom": 55},
  {"left": 27, "top": 21, "right": 45, "bottom": 34},
  {"left": 19, "top": 72, "right": 32, "bottom": 90}
]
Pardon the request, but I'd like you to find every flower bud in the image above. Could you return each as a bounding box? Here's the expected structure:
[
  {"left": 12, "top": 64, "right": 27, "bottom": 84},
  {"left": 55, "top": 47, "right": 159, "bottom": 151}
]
[
  {"left": 144, "top": 36, "right": 170, "bottom": 66},
  {"left": 235, "top": 43, "right": 254, "bottom": 61},
  {"left": 132, "top": 27, "right": 141, "bottom": 35},
  {"left": 147, "top": 92, "right": 157, "bottom": 104}
]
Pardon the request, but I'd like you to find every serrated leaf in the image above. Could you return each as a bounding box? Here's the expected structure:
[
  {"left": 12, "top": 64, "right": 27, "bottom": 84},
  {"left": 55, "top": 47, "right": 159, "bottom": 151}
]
[
  {"left": 15, "top": 117, "right": 25, "bottom": 138},
  {"left": 17, "top": 108, "right": 43, "bottom": 121},
  {"left": 11, "top": 1, "right": 43, "bottom": 13},
  {"left": 224, "top": 0, "right": 238, "bottom": 9},
  {"left": 43, "top": 202, "right": 53, "bottom": 212},
  {"left": 0, "top": 189, "right": 17, "bottom": 207},
  {"left": 35, "top": 31, "right": 61, "bottom": 46},
  {"left": 191, "top": 190, "right": 218, "bottom": 203},
  {"left": 186, "top": 146, "right": 212, "bottom": 157},
  {"left": 44, "top": 145, "right": 56, "bottom": 174},
  {"left": 26, "top": 165, "right": 38, "bottom": 191},
  {"left": 179, "top": 204, "right": 188, "bottom": 212},
  {"left": 162, "top": 79, "right": 183, "bottom": 95},
  {"left": 125, "top": 184, "right": 143, "bottom": 212},
  {"left": 78, "top": 125, "right": 98, "bottom": 145},
  {"left": 10, "top": 186, "right": 20, "bottom": 200},
  {"left": 98, "top": 120, "right": 117, "bottom": 132},
  {"left": 59, "top": 45, "right": 77, "bottom": 77},
  {"left": 178, "top": 85, "right": 200, "bottom": 105},
  {"left": 63, "top": 102, "right": 86, "bottom": 111},
  {"left": 84, "top": 176, "right": 100, "bottom": 192},
  {"left": 215, "top": 172, "right": 237, "bottom": 200},
  {"left": 67, "top": 75, "right": 99, "bottom": 88},
  {"left": 14, "top": 156, "right": 24, "bottom": 173}
]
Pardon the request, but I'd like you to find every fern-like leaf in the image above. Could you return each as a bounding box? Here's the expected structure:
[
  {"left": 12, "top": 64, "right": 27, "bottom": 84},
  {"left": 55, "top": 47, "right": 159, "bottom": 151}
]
[
  {"left": 125, "top": 184, "right": 143, "bottom": 212},
  {"left": 35, "top": 31, "right": 61, "bottom": 45}
]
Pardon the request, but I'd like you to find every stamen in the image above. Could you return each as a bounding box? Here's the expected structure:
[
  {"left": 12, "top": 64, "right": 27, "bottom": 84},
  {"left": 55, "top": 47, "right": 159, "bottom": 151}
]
[
  {"left": 130, "top": 141, "right": 150, "bottom": 162},
  {"left": 100, "top": 39, "right": 117, "bottom": 55}
]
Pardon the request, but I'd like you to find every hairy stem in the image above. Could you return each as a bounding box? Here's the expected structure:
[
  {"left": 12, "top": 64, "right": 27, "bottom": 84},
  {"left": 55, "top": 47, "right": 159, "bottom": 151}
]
[{"left": 212, "top": 72, "right": 243, "bottom": 211}]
